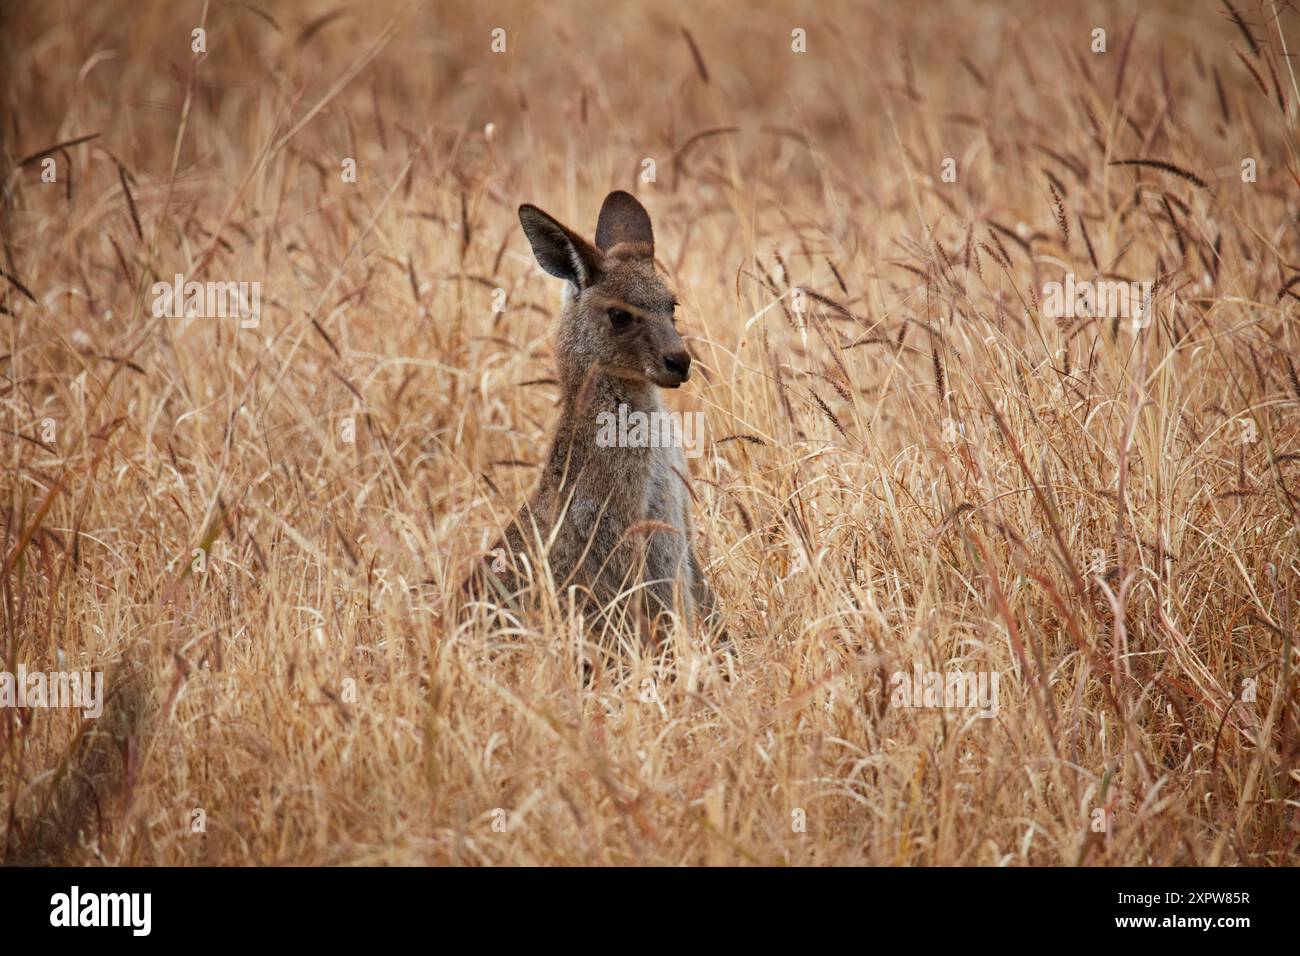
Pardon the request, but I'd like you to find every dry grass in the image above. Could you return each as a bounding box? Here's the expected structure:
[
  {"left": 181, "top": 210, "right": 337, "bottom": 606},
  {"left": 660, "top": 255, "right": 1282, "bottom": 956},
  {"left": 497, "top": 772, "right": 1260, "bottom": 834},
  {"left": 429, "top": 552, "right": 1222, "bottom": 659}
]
[{"left": 2, "top": 0, "right": 1298, "bottom": 866}]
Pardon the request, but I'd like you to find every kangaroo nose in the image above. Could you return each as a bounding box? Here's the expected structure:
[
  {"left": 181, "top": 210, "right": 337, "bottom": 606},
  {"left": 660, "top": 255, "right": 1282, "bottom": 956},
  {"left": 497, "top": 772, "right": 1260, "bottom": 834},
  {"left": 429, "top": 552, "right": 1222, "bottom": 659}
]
[{"left": 664, "top": 351, "right": 691, "bottom": 381}]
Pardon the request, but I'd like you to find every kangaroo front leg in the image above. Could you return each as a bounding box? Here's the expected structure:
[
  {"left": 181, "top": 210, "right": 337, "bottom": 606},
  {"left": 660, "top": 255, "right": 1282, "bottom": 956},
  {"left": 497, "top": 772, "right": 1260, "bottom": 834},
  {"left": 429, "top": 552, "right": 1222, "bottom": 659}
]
[
  {"left": 641, "top": 529, "right": 691, "bottom": 642},
  {"left": 687, "top": 545, "right": 728, "bottom": 643}
]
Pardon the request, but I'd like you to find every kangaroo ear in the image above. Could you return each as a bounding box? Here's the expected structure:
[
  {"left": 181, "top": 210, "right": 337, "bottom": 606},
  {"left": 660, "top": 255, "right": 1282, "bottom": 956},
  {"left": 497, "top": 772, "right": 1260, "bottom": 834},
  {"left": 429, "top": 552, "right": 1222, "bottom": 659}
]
[
  {"left": 594, "top": 190, "right": 653, "bottom": 257},
  {"left": 519, "top": 204, "right": 604, "bottom": 289}
]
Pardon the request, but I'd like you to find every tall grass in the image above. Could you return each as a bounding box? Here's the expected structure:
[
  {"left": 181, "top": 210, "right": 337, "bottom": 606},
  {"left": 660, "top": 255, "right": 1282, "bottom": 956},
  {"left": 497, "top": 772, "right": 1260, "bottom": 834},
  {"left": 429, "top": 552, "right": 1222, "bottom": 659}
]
[{"left": 1, "top": 0, "right": 1297, "bottom": 865}]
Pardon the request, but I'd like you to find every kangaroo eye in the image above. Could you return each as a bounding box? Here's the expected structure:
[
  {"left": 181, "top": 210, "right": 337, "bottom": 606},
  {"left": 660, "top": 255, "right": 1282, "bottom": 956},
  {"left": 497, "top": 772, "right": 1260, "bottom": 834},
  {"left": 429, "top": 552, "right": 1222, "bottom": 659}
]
[{"left": 608, "top": 308, "right": 633, "bottom": 330}]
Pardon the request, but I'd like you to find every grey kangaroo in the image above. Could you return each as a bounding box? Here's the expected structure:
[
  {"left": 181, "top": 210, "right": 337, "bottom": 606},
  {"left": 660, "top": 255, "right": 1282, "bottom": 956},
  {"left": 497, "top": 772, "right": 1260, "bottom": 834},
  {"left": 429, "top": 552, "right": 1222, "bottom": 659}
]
[{"left": 466, "top": 191, "right": 721, "bottom": 645}]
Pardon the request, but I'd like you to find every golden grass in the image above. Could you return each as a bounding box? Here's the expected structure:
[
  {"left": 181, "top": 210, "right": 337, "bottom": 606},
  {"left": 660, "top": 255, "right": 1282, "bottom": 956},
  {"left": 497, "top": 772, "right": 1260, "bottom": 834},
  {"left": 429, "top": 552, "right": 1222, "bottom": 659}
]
[{"left": 2, "top": 0, "right": 1298, "bottom": 865}]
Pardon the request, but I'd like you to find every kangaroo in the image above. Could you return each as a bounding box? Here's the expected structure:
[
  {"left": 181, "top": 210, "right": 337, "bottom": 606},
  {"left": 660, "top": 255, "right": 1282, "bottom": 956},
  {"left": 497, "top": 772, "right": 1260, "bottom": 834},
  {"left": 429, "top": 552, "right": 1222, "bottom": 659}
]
[{"left": 466, "top": 191, "right": 721, "bottom": 646}]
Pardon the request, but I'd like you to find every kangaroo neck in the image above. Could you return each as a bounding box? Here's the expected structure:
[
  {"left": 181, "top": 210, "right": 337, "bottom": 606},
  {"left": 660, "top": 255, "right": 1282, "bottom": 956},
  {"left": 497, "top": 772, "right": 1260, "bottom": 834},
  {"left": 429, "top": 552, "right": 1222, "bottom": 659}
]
[
  {"left": 546, "top": 370, "right": 662, "bottom": 493},
  {"left": 560, "top": 369, "right": 661, "bottom": 418}
]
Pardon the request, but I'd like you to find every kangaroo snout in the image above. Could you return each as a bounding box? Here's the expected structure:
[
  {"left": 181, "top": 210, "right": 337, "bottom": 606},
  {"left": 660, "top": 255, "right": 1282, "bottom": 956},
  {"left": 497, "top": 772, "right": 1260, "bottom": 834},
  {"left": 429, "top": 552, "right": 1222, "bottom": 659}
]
[{"left": 662, "top": 350, "right": 691, "bottom": 386}]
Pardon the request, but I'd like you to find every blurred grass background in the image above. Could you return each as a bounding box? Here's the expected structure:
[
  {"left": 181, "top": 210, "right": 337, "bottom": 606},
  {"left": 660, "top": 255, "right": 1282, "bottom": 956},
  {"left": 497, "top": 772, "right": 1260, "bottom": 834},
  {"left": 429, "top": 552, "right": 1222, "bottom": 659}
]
[{"left": 1, "top": 0, "right": 1298, "bottom": 864}]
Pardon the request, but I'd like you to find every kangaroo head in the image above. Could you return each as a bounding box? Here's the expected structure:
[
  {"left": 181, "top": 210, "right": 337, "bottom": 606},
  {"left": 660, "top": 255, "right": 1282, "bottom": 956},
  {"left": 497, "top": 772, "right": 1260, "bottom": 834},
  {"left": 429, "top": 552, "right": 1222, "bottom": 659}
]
[{"left": 518, "top": 191, "right": 690, "bottom": 390}]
